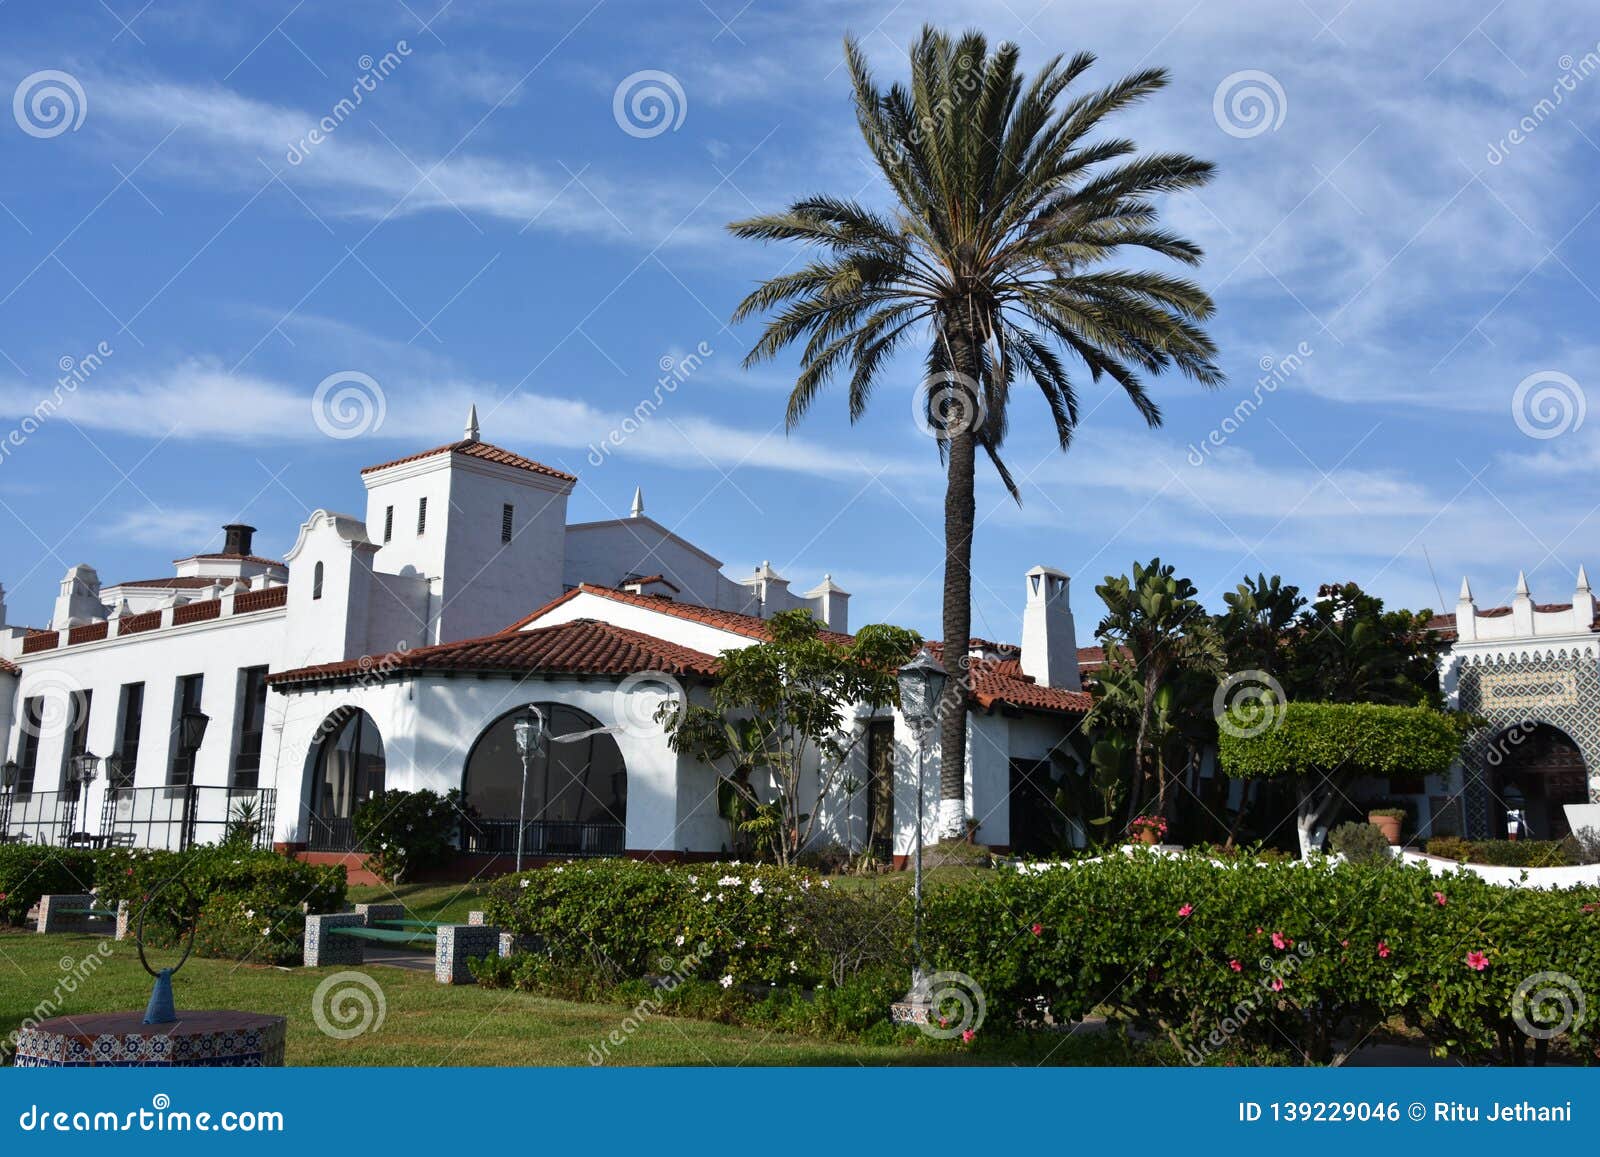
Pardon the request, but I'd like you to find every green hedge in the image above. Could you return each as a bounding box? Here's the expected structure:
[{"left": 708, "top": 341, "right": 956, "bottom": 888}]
[
  {"left": 1426, "top": 837, "right": 1572, "bottom": 868},
  {"left": 482, "top": 855, "right": 1599, "bottom": 1063},
  {"left": 920, "top": 851, "right": 1600, "bottom": 1062},
  {"left": 0, "top": 846, "right": 98, "bottom": 926},
  {"left": 1, "top": 846, "right": 346, "bottom": 966}
]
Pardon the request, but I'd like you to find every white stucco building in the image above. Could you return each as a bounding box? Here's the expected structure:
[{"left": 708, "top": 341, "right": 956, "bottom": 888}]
[{"left": 0, "top": 411, "right": 1093, "bottom": 874}]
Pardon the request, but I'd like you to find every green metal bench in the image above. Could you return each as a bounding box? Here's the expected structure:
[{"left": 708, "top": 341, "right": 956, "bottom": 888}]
[{"left": 327, "top": 925, "right": 436, "bottom": 945}]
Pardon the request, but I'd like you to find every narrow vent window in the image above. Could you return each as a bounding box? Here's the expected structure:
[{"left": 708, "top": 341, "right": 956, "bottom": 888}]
[
  {"left": 501, "top": 504, "right": 514, "bottom": 544},
  {"left": 383, "top": 505, "right": 394, "bottom": 543},
  {"left": 417, "top": 497, "right": 428, "bottom": 536}
]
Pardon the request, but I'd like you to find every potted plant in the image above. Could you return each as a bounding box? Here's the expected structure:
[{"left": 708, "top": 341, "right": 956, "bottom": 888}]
[
  {"left": 1130, "top": 814, "right": 1168, "bottom": 845},
  {"left": 1367, "top": 807, "right": 1406, "bottom": 846}
]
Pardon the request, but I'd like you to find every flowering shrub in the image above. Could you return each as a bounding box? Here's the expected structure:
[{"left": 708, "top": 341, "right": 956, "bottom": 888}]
[
  {"left": 93, "top": 847, "right": 345, "bottom": 965},
  {"left": 352, "top": 788, "right": 463, "bottom": 883},
  {"left": 919, "top": 850, "right": 1600, "bottom": 1063}
]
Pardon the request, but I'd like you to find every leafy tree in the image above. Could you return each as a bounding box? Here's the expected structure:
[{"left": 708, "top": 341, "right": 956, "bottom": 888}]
[
  {"left": 1289, "top": 582, "right": 1443, "bottom": 706},
  {"left": 662, "top": 610, "right": 919, "bottom": 864},
  {"left": 1090, "top": 559, "right": 1223, "bottom": 819},
  {"left": 1218, "top": 572, "right": 1305, "bottom": 679},
  {"left": 1217, "top": 701, "right": 1461, "bottom": 857},
  {"left": 729, "top": 28, "right": 1222, "bottom": 838}
]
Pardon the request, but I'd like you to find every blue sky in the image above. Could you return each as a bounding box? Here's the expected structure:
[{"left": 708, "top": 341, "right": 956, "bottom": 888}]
[{"left": 3, "top": 0, "right": 1600, "bottom": 640}]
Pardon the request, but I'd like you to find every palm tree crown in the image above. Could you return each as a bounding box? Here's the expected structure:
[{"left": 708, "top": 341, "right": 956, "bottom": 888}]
[{"left": 729, "top": 26, "right": 1224, "bottom": 835}]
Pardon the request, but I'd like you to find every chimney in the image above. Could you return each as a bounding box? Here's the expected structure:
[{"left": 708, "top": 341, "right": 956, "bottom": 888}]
[
  {"left": 52, "top": 564, "right": 106, "bottom": 629},
  {"left": 803, "top": 574, "right": 850, "bottom": 633},
  {"left": 1020, "top": 565, "right": 1080, "bottom": 690},
  {"left": 222, "top": 523, "right": 256, "bottom": 557}
]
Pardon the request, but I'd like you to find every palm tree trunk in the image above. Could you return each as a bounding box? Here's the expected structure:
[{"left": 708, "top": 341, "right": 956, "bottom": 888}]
[{"left": 937, "top": 425, "right": 976, "bottom": 839}]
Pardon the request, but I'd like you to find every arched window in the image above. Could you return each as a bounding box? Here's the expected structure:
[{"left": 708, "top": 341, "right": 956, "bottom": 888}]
[
  {"left": 312, "top": 561, "right": 324, "bottom": 600},
  {"left": 461, "top": 704, "right": 626, "bottom": 855},
  {"left": 309, "top": 708, "right": 385, "bottom": 823}
]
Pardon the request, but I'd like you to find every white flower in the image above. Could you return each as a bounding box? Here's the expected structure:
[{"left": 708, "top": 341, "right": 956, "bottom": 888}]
[
  {"left": 261, "top": 926, "right": 271, "bottom": 936},
  {"left": 800, "top": 879, "right": 811, "bottom": 892},
  {"left": 244, "top": 909, "right": 255, "bottom": 920},
  {"left": 688, "top": 875, "right": 698, "bottom": 884},
  {"left": 788, "top": 961, "right": 797, "bottom": 974},
  {"left": 748, "top": 880, "right": 764, "bottom": 896},
  {"left": 520, "top": 879, "right": 530, "bottom": 888},
  {"left": 702, "top": 892, "right": 713, "bottom": 902},
  {"left": 719, "top": 974, "right": 734, "bottom": 989},
  {"left": 675, "top": 935, "right": 685, "bottom": 946},
  {"left": 734, "top": 939, "right": 745, "bottom": 949},
  {"left": 820, "top": 879, "right": 832, "bottom": 889}
]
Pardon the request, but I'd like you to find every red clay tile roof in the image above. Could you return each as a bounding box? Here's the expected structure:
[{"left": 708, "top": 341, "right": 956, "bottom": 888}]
[
  {"left": 106, "top": 576, "right": 240, "bottom": 590},
  {"left": 1426, "top": 604, "right": 1600, "bottom": 641},
  {"left": 360, "top": 439, "right": 577, "bottom": 483},
  {"left": 268, "top": 617, "right": 720, "bottom": 687},
  {"left": 0, "top": 658, "right": 17, "bottom": 676},
  {"left": 508, "top": 584, "right": 853, "bottom": 644},
  {"left": 180, "top": 553, "right": 284, "bottom": 567},
  {"left": 925, "top": 642, "right": 1092, "bottom": 716}
]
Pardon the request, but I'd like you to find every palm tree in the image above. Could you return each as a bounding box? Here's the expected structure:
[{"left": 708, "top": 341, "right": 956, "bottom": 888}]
[{"left": 728, "top": 27, "right": 1223, "bottom": 837}]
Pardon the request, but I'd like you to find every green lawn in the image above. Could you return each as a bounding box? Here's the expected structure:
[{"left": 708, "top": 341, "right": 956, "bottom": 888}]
[
  {"left": 0, "top": 932, "right": 1137, "bottom": 1066},
  {"left": 345, "top": 880, "right": 495, "bottom": 926}
]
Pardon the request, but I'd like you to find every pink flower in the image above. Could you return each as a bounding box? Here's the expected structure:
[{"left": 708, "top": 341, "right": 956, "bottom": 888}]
[
  {"left": 1466, "top": 950, "right": 1489, "bottom": 971},
  {"left": 1270, "top": 977, "right": 1284, "bottom": 992},
  {"left": 1177, "top": 904, "right": 1193, "bottom": 917},
  {"left": 1254, "top": 926, "right": 1263, "bottom": 935},
  {"left": 938, "top": 1017, "right": 948, "bottom": 1028},
  {"left": 1433, "top": 892, "right": 1447, "bottom": 906},
  {"left": 1229, "top": 959, "right": 1242, "bottom": 972},
  {"left": 125, "top": 868, "right": 134, "bottom": 877},
  {"left": 1377, "top": 941, "right": 1391, "bottom": 958},
  {"left": 961, "top": 1029, "right": 976, "bottom": 1043},
  {"left": 1030, "top": 922, "right": 1042, "bottom": 936},
  {"left": 1271, "top": 931, "right": 1287, "bottom": 950}
]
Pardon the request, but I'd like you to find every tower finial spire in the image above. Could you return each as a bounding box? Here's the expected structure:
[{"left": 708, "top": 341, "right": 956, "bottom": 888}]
[
  {"left": 465, "top": 404, "right": 480, "bottom": 441},
  {"left": 1579, "top": 564, "right": 1591, "bottom": 592},
  {"left": 1515, "top": 570, "right": 1530, "bottom": 597},
  {"left": 1459, "top": 575, "right": 1473, "bottom": 602},
  {"left": 630, "top": 486, "right": 644, "bottom": 518}
]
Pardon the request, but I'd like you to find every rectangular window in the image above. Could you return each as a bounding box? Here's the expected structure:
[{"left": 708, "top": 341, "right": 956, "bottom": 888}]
[
  {"left": 15, "top": 697, "right": 42, "bottom": 794},
  {"left": 383, "top": 505, "right": 394, "bottom": 543},
  {"left": 417, "top": 496, "right": 427, "bottom": 536},
  {"left": 233, "top": 666, "right": 269, "bottom": 790},
  {"left": 113, "top": 682, "right": 143, "bottom": 792},
  {"left": 501, "top": 503, "right": 514, "bottom": 544},
  {"left": 61, "top": 690, "right": 92, "bottom": 798},
  {"left": 169, "top": 674, "right": 204, "bottom": 787}
]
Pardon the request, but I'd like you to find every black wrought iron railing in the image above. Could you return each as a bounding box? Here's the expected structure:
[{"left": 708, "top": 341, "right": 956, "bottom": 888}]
[
  {"left": 97, "top": 786, "right": 276, "bottom": 851},
  {"left": 305, "top": 815, "right": 360, "bottom": 853},
  {"left": 458, "top": 817, "right": 625, "bottom": 858}
]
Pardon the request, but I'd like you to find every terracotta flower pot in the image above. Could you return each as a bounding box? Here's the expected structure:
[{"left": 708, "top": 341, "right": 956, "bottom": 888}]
[
  {"left": 1368, "top": 813, "right": 1402, "bottom": 846},
  {"left": 1134, "top": 828, "right": 1161, "bottom": 845}
]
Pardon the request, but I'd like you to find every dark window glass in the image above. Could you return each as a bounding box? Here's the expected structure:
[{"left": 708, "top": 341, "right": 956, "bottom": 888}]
[
  {"left": 62, "top": 690, "right": 92, "bottom": 799},
  {"left": 233, "top": 667, "right": 269, "bottom": 789},
  {"left": 417, "top": 496, "right": 428, "bottom": 535},
  {"left": 383, "top": 505, "right": 394, "bottom": 543},
  {"left": 312, "top": 561, "right": 324, "bottom": 600},
  {"left": 311, "top": 709, "right": 386, "bottom": 820},
  {"left": 501, "top": 503, "right": 514, "bottom": 544},
  {"left": 169, "top": 674, "right": 204, "bottom": 786},
  {"left": 16, "top": 697, "right": 42, "bottom": 794},
  {"left": 113, "top": 683, "right": 143, "bottom": 791}
]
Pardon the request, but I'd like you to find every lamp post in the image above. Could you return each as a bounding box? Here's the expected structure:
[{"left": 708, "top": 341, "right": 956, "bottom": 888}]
[
  {"left": 177, "top": 712, "right": 208, "bottom": 849},
  {"left": 895, "top": 649, "right": 947, "bottom": 999},
  {"left": 67, "top": 753, "right": 100, "bottom": 843},
  {"left": 1, "top": 760, "right": 17, "bottom": 841},
  {"left": 512, "top": 706, "right": 547, "bottom": 872}
]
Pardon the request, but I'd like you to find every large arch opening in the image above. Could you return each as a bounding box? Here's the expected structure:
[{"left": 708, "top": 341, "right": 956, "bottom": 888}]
[
  {"left": 461, "top": 703, "right": 626, "bottom": 857},
  {"left": 306, "top": 708, "right": 386, "bottom": 850},
  {"left": 1488, "top": 721, "right": 1588, "bottom": 840}
]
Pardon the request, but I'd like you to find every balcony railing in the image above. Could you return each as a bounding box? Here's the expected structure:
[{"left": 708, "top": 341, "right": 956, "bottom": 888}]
[
  {"left": 459, "top": 817, "right": 625, "bottom": 858},
  {"left": 96, "top": 786, "right": 276, "bottom": 851}
]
